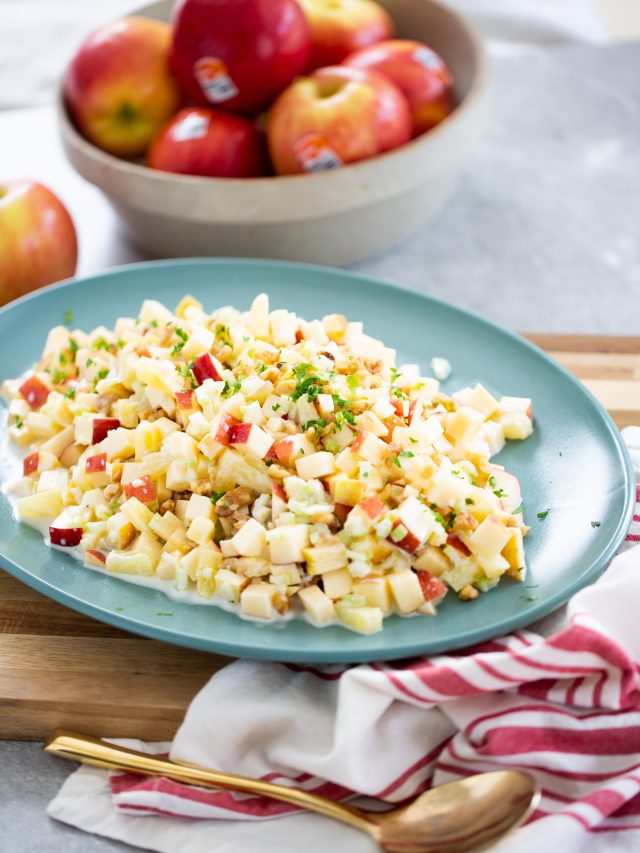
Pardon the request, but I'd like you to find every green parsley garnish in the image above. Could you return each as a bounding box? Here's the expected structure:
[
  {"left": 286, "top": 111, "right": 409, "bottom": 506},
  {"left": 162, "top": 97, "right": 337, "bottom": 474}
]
[
  {"left": 149, "top": 319, "right": 159, "bottom": 328},
  {"left": 537, "top": 509, "right": 550, "bottom": 519},
  {"left": 488, "top": 475, "right": 497, "bottom": 488},
  {"left": 63, "top": 309, "right": 74, "bottom": 325},
  {"left": 14, "top": 416, "right": 23, "bottom": 429},
  {"left": 97, "top": 368, "right": 109, "bottom": 380},
  {"left": 335, "top": 410, "right": 356, "bottom": 427},
  {"left": 465, "top": 498, "right": 475, "bottom": 506},
  {"left": 175, "top": 327, "right": 188, "bottom": 342},
  {"left": 221, "top": 379, "right": 241, "bottom": 398},
  {"left": 409, "top": 437, "right": 418, "bottom": 444},
  {"left": 171, "top": 341, "right": 185, "bottom": 356},
  {"left": 155, "top": 611, "right": 173, "bottom": 616},
  {"left": 512, "top": 505, "right": 524, "bottom": 514},
  {"left": 85, "top": 358, "right": 94, "bottom": 367},
  {"left": 210, "top": 490, "right": 227, "bottom": 505},
  {"left": 69, "top": 338, "right": 78, "bottom": 356},
  {"left": 591, "top": 520, "right": 601, "bottom": 528},
  {"left": 93, "top": 337, "right": 111, "bottom": 351},
  {"left": 64, "top": 387, "right": 76, "bottom": 400},
  {"left": 304, "top": 418, "right": 326, "bottom": 432},
  {"left": 346, "top": 373, "right": 359, "bottom": 392},
  {"left": 391, "top": 456, "right": 402, "bottom": 468},
  {"left": 117, "top": 339, "right": 126, "bottom": 349},
  {"left": 392, "top": 388, "right": 408, "bottom": 400},
  {"left": 400, "top": 450, "right": 414, "bottom": 458},
  {"left": 50, "top": 368, "right": 66, "bottom": 384},
  {"left": 493, "top": 488, "right": 507, "bottom": 498},
  {"left": 265, "top": 459, "right": 274, "bottom": 467}
]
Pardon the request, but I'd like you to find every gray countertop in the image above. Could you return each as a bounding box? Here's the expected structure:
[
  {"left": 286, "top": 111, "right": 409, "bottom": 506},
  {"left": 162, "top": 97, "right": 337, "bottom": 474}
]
[{"left": 1, "top": 40, "right": 640, "bottom": 853}]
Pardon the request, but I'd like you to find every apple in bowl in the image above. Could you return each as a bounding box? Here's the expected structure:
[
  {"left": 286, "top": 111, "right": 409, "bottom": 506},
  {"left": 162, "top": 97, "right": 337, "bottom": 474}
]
[
  {"left": 297, "top": 0, "right": 394, "bottom": 70},
  {"left": 170, "top": 0, "right": 311, "bottom": 113},
  {"left": 343, "top": 39, "right": 455, "bottom": 135},
  {"left": 64, "top": 17, "right": 181, "bottom": 158},
  {"left": 267, "top": 65, "right": 412, "bottom": 175},
  {"left": 148, "top": 107, "right": 268, "bottom": 178},
  {"left": 0, "top": 181, "right": 77, "bottom": 306}
]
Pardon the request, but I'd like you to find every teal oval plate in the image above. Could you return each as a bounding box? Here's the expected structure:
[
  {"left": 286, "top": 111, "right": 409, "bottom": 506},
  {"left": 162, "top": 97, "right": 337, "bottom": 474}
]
[{"left": 0, "top": 260, "right": 633, "bottom": 662}]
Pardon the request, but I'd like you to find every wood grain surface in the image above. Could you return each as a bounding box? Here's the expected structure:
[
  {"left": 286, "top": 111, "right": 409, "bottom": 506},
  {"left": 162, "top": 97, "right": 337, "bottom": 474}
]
[{"left": 1, "top": 334, "right": 638, "bottom": 741}]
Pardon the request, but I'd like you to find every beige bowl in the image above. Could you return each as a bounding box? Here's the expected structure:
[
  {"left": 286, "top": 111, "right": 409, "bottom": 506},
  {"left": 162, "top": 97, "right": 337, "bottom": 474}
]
[{"left": 58, "top": 0, "right": 489, "bottom": 266}]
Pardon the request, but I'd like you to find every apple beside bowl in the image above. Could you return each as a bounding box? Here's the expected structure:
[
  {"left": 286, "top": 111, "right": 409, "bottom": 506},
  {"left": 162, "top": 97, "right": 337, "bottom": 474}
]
[{"left": 59, "top": 0, "right": 489, "bottom": 265}]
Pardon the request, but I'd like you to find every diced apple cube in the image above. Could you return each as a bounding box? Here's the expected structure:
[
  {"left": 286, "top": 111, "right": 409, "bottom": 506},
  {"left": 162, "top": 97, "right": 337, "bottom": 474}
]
[
  {"left": 295, "top": 451, "right": 335, "bottom": 480},
  {"left": 240, "top": 582, "right": 277, "bottom": 619},
  {"left": 298, "top": 585, "right": 336, "bottom": 625},
  {"left": 135, "top": 421, "right": 163, "bottom": 460},
  {"left": 273, "top": 434, "right": 316, "bottom": 464},
  {"left": 165, "top": 460, "right": 192, "bottom": 491},
  {"left": 321, "top": 567, "right": 353, "bottom": 598},
  {"left": 107, "top": 512, "right": 136, "bottom": 549},
  {"left": 130, "top": 529, "right": 162, "bottom": 570},
  {"left": 388, "top": 495, "right": 432, "bottom": 553},
  {"left": 354, "top": 411, "right": 387, "bottom": 438},
  {"left": 351, "top": 430, "right": 388, "bottom": 465},
  {"left": 121, "top": 496, "right": 154, "bottom": 532},
  {"left": 181, "top": 326, "right": 214, "bottom": 360},
  {"left": 231, "top": 518, "right": 267, "bottom": 557},
  {"left": 499, "top": 412, "right": 533, "bottom": 441},
  {"left": 468, "top": 384, "right": 499, "bottom": 418},
  {"left": 149, "top": 511, "right": 183, "bottom": 542},
  {"left": 329, "top": 476, "right": 365, "bottom": 507},
  {"left": 267, "top": 524, "right": 309, "bottom": 563},
  {"left": 100, "top": 427, "right": 135, "bottom": 461},
  {"left": 502, "top": 527, "right": 525, "bottom": 570},
  {"left": 184, "top": 493, "right": 213, "bottom": 522},
  {"left": 372, "top": 397, "right": 395, "bottom": 420},
  {"left": 446, "top": 406, "right": 485, "bottom": 445},
  {"left": 84, "top": 549, "right": 107, "bottom": 569},
  {"left": 105, "top": 551, "right": 154, "bottom": 575},
  {"left": 335, "top": 600, "right": 383, "bottom": 634},
  {"left": 19, "top": 374, "right": 51, "bottom": 409},
  {"left": 49, "top": 522, "right": 83, "bottom": 547},
  {"left": 37, "top": 469, "right": 69, "bottom": 493},
  {"left": 352, "top": 577, "right": 392, "bottom": 614},
  {"left": 192, "top": 353, "right": 224, "bottom": 385},
  {"left": 413, "top": 545, "right": 451, "bottom": 576},
  {"left": 229, "top": 422, "right": 274, "bottom": 459},
  {"left": 303, "top": 542, "right": 348, "bottom": 575},
  {"left": 187, "top": 516, "right": 215, "bottom": 546},
  {"left": 317, "top": 394, "right": 334, "bottom": 417},
  {"left": 498, "top": 396, "right": 533, "bottom": 419},
  {"left": 468, "top": 514, "right": 512, "bottom": 558},
  {"left": 17, "top": 490, "right": 63, "bottom": 519},
  {"left": 214, "top": 568, "right": 249, "bottom": 603},
  {"left": 388, "top": 569, "right": 425, "bottom": 614}
]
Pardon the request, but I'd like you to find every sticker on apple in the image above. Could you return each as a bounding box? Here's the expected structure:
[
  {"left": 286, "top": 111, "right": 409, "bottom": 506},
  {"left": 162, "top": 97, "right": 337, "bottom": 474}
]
[
  {"left": 172, "top": 112, "right": 210, "bottom": 142},
  {"left": 412, "top": 46, "right": 440, "bottom": 69},
  {"left": 294, "top": 134, "right": 344, "bottom": 173},
  {"left": 193, "top": 57, "right": 239, "bottom": 103}
]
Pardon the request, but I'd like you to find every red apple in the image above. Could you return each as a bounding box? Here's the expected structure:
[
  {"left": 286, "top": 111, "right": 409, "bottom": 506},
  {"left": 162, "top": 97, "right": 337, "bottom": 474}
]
[
  {"left": 175, "top": 389, "right": 196, "bottom": 410},
  {"left": 343, "top": 40, "right": 455, "bottom": 135},
  {"left": 0, "top": 181, "right": 77, "bottom": 306},
  {"left": 229, "top": 423, "right": 274, "bottom": 458},
  {"left": 267, "top": 65, "right": 411, "bottom": 175},
  {"left": 92, "top": 418, "right": 120, "bottom": 445},
  {"left": 192, "top": 353, "right": 224, "bottom": 385},
  {"left": 358, "top": 496, "right": 385, "bottom": 520},
  {"left": 212, "top": 412, "right": 239, "bottom": 445},
  {"left": 297, "top": 0, "right": 394, "bottom": 70},
  {"left": 19, "top": 375, "right": 52, "bottom": 409},
  {"left": 85, "top": 453, "right": 107, "bottom": 473},
  {"left": 49, "top": 526, "right": 84, "bottom": 547},
  {"left": 170, "top": 0, "right": 311, "bottom": 113},
  {"left": 446, "top": 534, "right": 471, "bottom": 556},
  {"left": 64, "top": 17, "right": 181, "bottom": 158},
  {"left": 147, "top": 107, "right": 267, "bottom": 178},
  {"left": 416, "top": 570, "right": 447, "bottom": 602},
  {"left": 124, "top": 475, "right": 157, "bottom": 504},
  {"left": 23, "top": 452, "right": 40, "bottom": 477}
]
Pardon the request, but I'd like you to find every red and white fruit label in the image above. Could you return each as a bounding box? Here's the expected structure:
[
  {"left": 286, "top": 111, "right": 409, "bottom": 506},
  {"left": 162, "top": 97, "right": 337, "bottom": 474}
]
[
  {"left": 193, "top": 57, "right": 239, "bottom": 103},
  {"left": 412, "top": 46, "right": 440, "bottom": 70},
  {"left": 293, "top": 134, "right": 343, "bottom": 173},
  {"left": 172, "top": 112, "right": 209, "bottom": 142}
]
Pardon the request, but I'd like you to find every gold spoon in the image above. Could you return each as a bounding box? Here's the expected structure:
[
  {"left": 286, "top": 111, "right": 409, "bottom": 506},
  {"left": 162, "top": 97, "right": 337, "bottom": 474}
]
[{"left": 45, "top": 730, "right": 539, "bottom": 852}]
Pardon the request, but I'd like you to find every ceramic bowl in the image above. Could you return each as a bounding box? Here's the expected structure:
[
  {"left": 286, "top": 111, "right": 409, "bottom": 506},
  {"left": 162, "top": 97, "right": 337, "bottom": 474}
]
[{"left": 58, "top": 0, "right": 489, "bottom": 265}]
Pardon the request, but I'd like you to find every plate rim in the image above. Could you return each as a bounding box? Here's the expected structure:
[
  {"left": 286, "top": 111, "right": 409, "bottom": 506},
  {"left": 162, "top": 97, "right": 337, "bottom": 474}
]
[{"left": 0, "top": 258, "right": 634, "bottom": 662}]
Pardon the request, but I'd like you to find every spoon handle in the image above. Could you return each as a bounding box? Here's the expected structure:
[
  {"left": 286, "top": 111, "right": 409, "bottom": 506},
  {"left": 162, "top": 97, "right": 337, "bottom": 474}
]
[{"left": 44, "top": 730, "right": 372, "bottom": 835}]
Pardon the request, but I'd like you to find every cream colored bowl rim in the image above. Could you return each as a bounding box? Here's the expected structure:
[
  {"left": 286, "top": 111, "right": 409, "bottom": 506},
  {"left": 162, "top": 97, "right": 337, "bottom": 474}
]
[{"left": 59, "top": 0, "right": 489, "bottom": 192}]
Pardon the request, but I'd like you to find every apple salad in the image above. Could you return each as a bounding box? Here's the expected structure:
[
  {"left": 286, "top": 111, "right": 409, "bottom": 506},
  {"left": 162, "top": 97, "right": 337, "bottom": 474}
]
[{"left": 2, "top": 294, "right": 533, "bottom": 634}]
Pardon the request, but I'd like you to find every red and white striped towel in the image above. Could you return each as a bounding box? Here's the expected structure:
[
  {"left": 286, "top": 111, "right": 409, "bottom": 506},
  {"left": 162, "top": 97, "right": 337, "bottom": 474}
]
[{"left": 48, "top": 427, "right": 640, "bottom": 853}]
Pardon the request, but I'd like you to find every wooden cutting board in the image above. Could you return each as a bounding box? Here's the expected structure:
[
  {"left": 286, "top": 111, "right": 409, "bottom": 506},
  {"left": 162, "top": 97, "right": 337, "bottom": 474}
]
[{"left": 2, "top": 334, "right": 639, "bottom": 741}]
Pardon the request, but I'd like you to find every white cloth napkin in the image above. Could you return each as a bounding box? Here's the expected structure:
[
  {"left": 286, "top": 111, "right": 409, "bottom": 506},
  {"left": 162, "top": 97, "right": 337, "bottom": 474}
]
[{"left": 47, "top": 428, "right": 640, "bottom": 852}]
